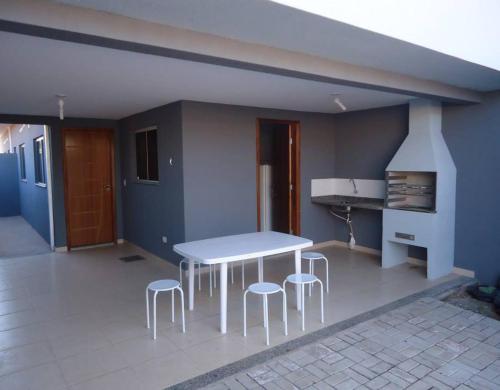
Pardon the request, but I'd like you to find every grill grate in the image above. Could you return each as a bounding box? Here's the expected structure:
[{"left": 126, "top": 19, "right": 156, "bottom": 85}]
[{"left": 119, "top": 255, "right": 145, "bottom": 262}]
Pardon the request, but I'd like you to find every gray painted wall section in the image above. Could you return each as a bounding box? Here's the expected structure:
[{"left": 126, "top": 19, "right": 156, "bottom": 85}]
[
  {"left": 0, "top": 154, "right": 20, "bottom": 217},
  {"left": 181, "top": 101, "right": 335, "bottom": 244},
  {"left": 332, "top": 105, "right": 409, "bottom": 250},
  {"left": 119, "top": 102, "right": 185, "bottom": 263},
  {"left": 442, "top": 91, "right": 500, "bottom": 284}
]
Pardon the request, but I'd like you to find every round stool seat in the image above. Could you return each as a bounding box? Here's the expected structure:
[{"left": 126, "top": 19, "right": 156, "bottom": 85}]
[
  {"left": 248, "top": 282, "right": 282, "bottom": 295},
  {"left": 148, "top": 279, "right": 180, "bottom": 291},
  {"left": 286, "top": 273, "right": 318, "bottom": 285},
  {"left": 301, "top": 252, "right": 325, "bottom": 260}
]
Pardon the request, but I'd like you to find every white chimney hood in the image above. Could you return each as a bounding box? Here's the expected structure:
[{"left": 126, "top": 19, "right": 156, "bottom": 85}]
[
  {"left": 382, "top": 99, "right": 456, "bottom": 280},
  {"left": 386, "top": 99, "right": 455, "bottom": 172}
]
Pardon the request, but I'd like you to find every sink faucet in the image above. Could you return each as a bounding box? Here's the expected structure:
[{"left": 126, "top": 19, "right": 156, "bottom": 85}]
[{"left": 349, "top": 178, "right": 358, "bottom": 194}]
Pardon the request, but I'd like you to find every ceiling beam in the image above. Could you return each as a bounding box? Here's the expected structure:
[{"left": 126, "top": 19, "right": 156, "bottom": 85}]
[{"left": 1, "top": 0, "right": 481, "bottom": 104}]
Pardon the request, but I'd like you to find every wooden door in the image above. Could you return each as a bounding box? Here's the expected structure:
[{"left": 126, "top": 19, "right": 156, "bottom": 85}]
[
  {"left": 273, "top": 126, "right": 291, "bottom": 233},
  {"left": 63, "top": 128, "right": 115, "bottom": 248},
  {"left": 257, "top": 119, "right": 301, "bottom": 235},
  {"left": 289, "top": 123, "right": 300, "bottom": 235}
]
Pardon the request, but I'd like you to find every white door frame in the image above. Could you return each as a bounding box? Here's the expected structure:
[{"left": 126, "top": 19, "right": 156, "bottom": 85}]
[{"left": 43, "top": 125, "right": 55, "bottom": 250}]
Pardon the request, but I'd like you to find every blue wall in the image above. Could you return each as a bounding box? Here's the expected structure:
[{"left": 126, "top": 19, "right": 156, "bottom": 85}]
[
  {"left": 0, "top": 153, "right": 20, "bottom": 217},
  {"left": 182, "top": 101, "right": 336, "bottom": 245},
  {"left": 119, "top": 102, "right": 185, "bottom": 264},
  {"left": 8, "top": 124, "right": 50, "bottom": 242},
  {"left": 443, "top": 91, "right": 500, "bottom": 285}
]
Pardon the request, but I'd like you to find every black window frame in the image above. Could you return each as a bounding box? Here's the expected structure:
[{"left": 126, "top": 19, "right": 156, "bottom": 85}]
[
  {"left": 34, "top": 136, "right": 47, "bottom": 186},
  {"left": 19, "top": 143, "right": 27, "bottom": 181},
  {"left": 135, "top": 126, "right": 159, "bottom": 183}
]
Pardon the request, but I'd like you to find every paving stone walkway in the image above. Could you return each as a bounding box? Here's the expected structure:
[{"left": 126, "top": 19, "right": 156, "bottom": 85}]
[{"left": 201, "top": 298, "right": 500, "bottom": 390}]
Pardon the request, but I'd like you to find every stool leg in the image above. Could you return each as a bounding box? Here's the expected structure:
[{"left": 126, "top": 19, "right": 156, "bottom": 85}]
[
  {"left": 198, "top": 262, "right": 201, "bottom": 291},
  {"left": 171, "top": 290, "right": 175, "bottom": 323},
  {"left": 209, "top": 265, "right": 213, "bottom": 297},
  {"left": 264, "top": 294, "right": 269, "bottom": 346},
  {"left": 282, "top": 289, "right": 288, "bottom": 336},
  {"left": 145, "top": 288, "right": 150, "bottom": 329},
  {"left": 324, "top": 257, "right": 329, "bottom": 293},
  {"left": 318, "top": 280, "right": 324, "bottom": 323},
  {"left": 301, "top": 284, "right": 305, "bottom": 331},
  {"left": 309, "top": 260, "right": 312, "bottom": 296},
  {"left": 231, "top": 262, "right": 234, "bottom": 284},
  {"left": 153, "top": 291, "right": 159, "bottom": 340},
  {"left": 241, "top": 261, "right": 245, "bottom": 290},
  {"left": 179, "top": 260, "right": 184, "bottom": 288},
  {"left": 243, "top": 290, "right": 248, "bottom": 337},
  {"left": 177, "top": 287, "right": 186, "bottom": 333},
  {"left": 214, "top": 265, "right": 217, "bottom": 288}
]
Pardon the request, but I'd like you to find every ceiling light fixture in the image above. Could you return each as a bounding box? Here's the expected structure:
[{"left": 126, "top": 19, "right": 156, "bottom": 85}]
[
  {"left": 56, "top": 94, "right": 66, "bottom": 120},
  {"left": 333, "top": 95, "right": 347, "bottom": 111}
]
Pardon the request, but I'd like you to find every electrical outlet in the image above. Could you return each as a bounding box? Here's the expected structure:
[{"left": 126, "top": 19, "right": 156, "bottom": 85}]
[{"left": 162, "top": 236, "right": 168, "bottom": 244}]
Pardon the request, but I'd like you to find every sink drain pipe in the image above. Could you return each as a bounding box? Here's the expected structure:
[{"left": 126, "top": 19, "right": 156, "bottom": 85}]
[{"left": 329, "top": 208, "right": 356, "bottom": 249}]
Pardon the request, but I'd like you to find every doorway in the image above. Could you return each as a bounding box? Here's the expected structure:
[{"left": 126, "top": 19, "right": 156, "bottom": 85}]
[
  {"left": 256, "top": 119, "right": 300, "bottom": 235},
  {"left": 0, "top": 123, "right": 54, "bottom": 256},
  {"left": 63, "top": 128, "right": 116, "bottom": 249}
]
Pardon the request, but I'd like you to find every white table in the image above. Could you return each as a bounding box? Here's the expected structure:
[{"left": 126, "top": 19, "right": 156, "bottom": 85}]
[{"left": 173, "top": 231, "right": 313, "bottom": 334}]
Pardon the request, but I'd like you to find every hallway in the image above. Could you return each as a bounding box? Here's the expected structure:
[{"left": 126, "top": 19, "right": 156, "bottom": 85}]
[{"left": 0, "top": 216, "right": 50, "bottom": 259}]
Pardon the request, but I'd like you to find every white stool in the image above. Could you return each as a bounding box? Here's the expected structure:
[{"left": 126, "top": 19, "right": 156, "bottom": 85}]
[
  {"left": 283, "top": 274, "right": 324, "bottom": 331},
  {"left": 146, "top": 279, "right": 185, "bottom": 339},
  {"left": 301, "top": 252, "right": 329, "bottom": 295},
  {"left": 243, "top": 282, "right": 287, "bottom": 346}
]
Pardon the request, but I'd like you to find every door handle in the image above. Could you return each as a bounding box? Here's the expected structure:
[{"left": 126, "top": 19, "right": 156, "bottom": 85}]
[{"left": 104, "top": 184, "right": 112, "bottom": 191}]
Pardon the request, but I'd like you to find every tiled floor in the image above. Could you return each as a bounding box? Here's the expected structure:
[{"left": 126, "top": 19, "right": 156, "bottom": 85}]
[
  {"left": 204, "top": 297, "right": 500, "bottom": 390},
  {"left": 0, "top": 242, "right": 459, "bottom": 389},
  {"left": 0, "top": 216, "right": 51, "bottom": 258}
]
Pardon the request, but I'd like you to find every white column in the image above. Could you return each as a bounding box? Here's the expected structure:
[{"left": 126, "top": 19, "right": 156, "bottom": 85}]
[
  {"left": 220, "top": 262, "right": 228, "bottom": 334},
  {"left": 294, "top": 249, "right": 302, "bottom": 311},
  {"left": 188, "top": 258, "right": 195, "bottom": 311}
]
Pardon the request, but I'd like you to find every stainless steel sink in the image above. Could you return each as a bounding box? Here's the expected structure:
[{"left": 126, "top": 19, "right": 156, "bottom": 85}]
[{"left": 311, "top": 195, "right": 384, "bottom": 211}]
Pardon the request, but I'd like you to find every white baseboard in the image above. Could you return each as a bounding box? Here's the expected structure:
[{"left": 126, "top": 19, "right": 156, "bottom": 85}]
[
  {"left": 55, "top": 246, "right": 68, "bottom": 252},
  {"left": 318, "top": 241, "right": 475, "bottom": 278},
  {"left": 328, "top": 240, "right": 382, "bottom": 256},
  {"left": 117, "top": 238, "right": 125, "bottom": 244},
  {"left": 407, "top": 257, "right": 475, "bottom": 278}
]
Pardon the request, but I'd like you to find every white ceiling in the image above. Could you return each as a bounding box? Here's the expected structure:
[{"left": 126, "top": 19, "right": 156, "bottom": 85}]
[
  {"left": 0, "top": 32, "right": 413, "bottom": 120},
  {"left": 54, "top": 0, "right": 500, "bottom": 91}
]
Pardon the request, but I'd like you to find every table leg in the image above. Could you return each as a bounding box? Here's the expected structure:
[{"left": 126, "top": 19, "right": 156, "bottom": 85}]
[
  {"left": 258, "top": 257, "right": 264, "bottom": 282},
  {"left": 220, "top": 262, "right": 228, "bottom": 334},
  {"left": 188, "top": 258, "right": 194, "bottom": 311},
  {"left": 295, "top": 249, "right": 302, "bottom": 311}
]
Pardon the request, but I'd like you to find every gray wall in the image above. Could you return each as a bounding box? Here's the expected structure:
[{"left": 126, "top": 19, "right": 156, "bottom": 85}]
[
  {"left": 181, "top": 101, "right": 336, "bottom": 244},
  {"left": 0, "top": 114, "right": 122, "bottom": 248},
  {"left": 0, "top": 154, "right": 20, "bottom": 217},
  {"left": 119, "top": 102, "right": 185, "bottom": 263},
  {"left": 442, "top": 91, "right": 500, "bottom": 285},
  {"left": 332, "top": 105, "right": 409, "bottom": 249}
]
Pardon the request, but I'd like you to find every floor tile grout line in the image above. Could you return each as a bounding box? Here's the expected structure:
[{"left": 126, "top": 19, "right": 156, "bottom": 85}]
[{"left": 166, "top": 276, "right": 473, "bottom": 390}]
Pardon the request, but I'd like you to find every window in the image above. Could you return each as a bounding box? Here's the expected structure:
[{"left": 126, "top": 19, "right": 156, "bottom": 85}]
[
  {"left": 19, "top": 144, "right": 26, "bottom": 181},
  {"left": 135, "top": 127, "right": 158, "bottom": 181},
  {"left": 34, "top": 136, "right": 46, "bottom": 185}
]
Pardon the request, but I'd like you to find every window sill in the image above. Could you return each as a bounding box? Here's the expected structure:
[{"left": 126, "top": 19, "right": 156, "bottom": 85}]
[
  {"left": 35, "top": 182, "right": 47, "bottom": 188},
  {"left": 135, "top": 180, "right": 160, "bottom": 185},
  {"left": 20, "top": 179, "right": 27, "bottom": 183}
]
